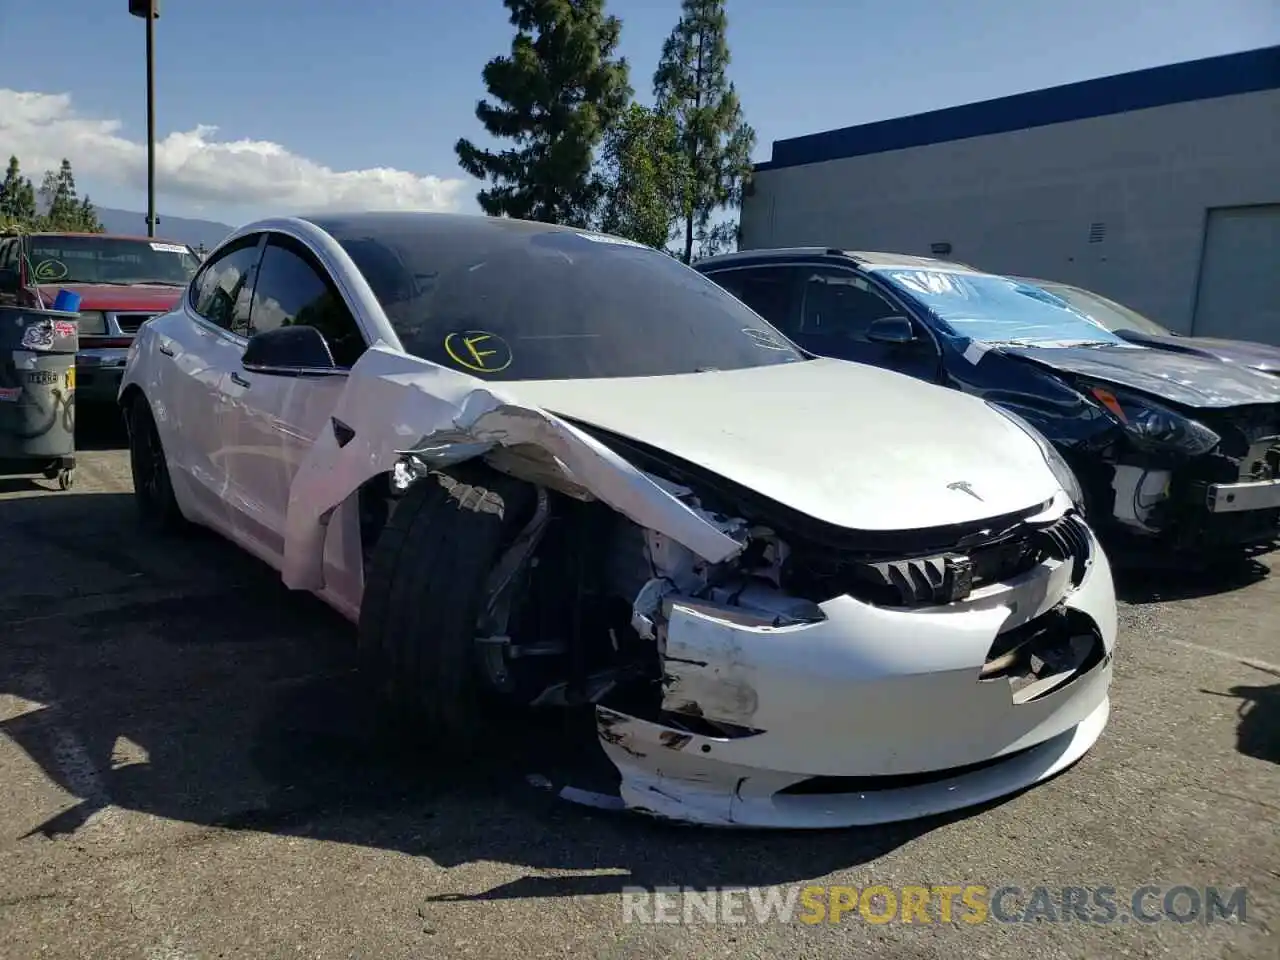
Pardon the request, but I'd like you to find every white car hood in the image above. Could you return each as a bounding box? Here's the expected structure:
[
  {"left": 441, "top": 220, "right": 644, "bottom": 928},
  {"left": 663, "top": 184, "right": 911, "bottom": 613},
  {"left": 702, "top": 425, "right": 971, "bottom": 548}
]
[{"left": 502, "top": 357, "right": 1062, "bottom": 531}]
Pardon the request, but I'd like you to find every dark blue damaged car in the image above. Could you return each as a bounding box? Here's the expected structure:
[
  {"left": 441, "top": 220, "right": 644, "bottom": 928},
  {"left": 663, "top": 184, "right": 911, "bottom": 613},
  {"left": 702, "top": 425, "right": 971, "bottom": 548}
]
[{"left": 695, "top": 248, "right": 1280, "bottom": 557}]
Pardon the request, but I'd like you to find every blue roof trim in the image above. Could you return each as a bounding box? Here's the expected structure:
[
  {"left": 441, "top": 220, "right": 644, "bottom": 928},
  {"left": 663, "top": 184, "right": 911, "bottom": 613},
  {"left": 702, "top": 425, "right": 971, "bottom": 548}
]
[{"left": 757, "top": 45, "right": 1280, "bottom": 173}]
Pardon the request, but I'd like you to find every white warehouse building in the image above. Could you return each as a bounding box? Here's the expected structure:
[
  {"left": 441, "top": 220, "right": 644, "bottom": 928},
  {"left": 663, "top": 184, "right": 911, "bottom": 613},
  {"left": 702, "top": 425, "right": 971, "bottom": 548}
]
[{"left": 739, "top": 45, "right": 1280, "bottom": 343}]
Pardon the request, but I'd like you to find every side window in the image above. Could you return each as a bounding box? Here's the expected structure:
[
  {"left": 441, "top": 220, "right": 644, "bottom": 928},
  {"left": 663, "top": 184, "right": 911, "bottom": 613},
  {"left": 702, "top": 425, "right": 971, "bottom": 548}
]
[
  {"left": 249, "top": 234, "right": 366, "bottom": 368},
  {"left": 192, "top": 236, "right": 262, "bottom": 336},
  {"left": 799, "top": 268, "right": 902, "bottom": 340},
  {"left": 0, "top": 241, "right": 14, "bottom": 296},
  {"left": 710, "top": 267, "right": 800, "bottom": 333}
]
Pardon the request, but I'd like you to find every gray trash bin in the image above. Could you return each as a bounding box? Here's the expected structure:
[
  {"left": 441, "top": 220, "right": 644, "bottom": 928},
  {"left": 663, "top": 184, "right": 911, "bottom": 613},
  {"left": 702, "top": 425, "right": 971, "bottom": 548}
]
[{"left": 0, "top": 305, "right": 78, "bottom": 489}]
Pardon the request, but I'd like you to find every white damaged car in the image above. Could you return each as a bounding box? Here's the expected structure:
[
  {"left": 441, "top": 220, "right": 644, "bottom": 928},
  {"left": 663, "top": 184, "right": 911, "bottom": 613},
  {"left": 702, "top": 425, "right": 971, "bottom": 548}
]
[{"left": 118, "top": 212, "right": 1117, "bottom": 829}]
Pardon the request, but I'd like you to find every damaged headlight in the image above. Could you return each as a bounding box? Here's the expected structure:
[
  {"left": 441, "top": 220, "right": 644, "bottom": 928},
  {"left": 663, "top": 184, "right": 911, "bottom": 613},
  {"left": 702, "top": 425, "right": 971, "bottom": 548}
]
[
  {"left": 1082, "top": 381, "right": 1220, "bottom": 456},
  {"left": 987, "top": 402, "right": 1086, "bottom": 512}
]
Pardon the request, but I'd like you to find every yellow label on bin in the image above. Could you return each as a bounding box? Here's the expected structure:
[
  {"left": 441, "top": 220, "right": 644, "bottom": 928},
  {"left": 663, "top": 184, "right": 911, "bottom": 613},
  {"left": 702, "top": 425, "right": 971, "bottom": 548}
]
[{"left": 65, "top": 367, "right": 75, "bottom": 389}]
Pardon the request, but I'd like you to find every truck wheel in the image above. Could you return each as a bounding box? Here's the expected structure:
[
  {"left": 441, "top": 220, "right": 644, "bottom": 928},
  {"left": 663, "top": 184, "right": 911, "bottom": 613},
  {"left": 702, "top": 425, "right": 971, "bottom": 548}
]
[
  {"left": 126, "top": 393, "right": 186, "bottom": 534},
  {"left": 357, "top": 462, "right": 536, "bottom": 751}
]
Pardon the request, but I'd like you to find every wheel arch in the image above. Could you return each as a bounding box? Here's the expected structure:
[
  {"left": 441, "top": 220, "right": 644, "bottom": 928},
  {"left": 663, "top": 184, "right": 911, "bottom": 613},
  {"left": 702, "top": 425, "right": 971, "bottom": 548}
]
[{"left": 118, "top": 381, "right": 145, "bottom": 414}]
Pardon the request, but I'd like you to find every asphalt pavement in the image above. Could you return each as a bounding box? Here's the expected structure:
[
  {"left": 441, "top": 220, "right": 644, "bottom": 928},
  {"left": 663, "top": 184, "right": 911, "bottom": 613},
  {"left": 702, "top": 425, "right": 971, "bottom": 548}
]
[{"left": 0, "top": 408, "right": 1277, "bottom": 959}]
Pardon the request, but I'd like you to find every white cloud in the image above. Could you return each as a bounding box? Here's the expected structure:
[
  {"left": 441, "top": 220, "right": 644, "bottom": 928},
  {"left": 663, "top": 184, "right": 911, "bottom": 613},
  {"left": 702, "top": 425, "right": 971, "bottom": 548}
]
[{"left": 0, "top": 89, "right": 468, "bottom": 214}]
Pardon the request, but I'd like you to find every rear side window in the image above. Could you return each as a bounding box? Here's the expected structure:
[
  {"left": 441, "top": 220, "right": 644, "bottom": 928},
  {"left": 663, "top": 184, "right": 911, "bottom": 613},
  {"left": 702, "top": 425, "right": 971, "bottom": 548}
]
[
  {"left": 707, "top": 267, "right": 799, "bottom": 333},
  {"left": 249, "top": 234, "right": 367, "bottom": 367},
  {"left": 191, "top": 236, "right": 262, "bottom": 336}
]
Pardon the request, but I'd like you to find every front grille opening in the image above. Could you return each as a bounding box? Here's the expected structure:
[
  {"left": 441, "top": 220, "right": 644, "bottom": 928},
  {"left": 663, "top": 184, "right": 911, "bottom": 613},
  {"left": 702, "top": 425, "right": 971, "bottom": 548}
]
[
  {"left": 788, "top": 511, "right": 1092, "bottom": 607},
  {"left": 114, "top": 313, "right": 155, "bottom": 333},
  {"left": 981, "top": 607, "right": 1105, "bottom": 703},
  {"left": 777, "top": 743, "right": 1041, "bottom": 795}
]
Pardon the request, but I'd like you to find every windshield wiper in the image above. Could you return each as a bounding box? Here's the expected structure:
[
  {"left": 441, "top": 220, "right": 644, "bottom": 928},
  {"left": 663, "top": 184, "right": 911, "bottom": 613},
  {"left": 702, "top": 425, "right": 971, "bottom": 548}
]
[{"left": 986, "top": 337, "right": 1046, "bottom": 346}]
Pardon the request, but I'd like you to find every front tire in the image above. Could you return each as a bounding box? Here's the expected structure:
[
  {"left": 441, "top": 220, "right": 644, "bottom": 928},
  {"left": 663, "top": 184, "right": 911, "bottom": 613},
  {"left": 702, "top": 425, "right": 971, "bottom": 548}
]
[
  {"left": 126, "top": 392, "right": 186, "bottom": 534},
  {"left": 357, "top": 462, "right": 536, "bottom": 751}
]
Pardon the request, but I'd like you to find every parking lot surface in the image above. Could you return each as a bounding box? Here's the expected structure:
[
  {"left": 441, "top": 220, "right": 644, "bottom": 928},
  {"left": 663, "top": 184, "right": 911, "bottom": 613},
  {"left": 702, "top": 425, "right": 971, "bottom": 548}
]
[{"left": 1, "top": 412, "right": 1277, "bottom": 960}]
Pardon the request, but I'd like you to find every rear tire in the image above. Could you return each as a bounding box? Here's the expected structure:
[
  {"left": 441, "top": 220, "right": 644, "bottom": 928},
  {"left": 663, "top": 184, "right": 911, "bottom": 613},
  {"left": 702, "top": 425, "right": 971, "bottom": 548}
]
[
  {"left": 126, "top": 392, "right": 186, "bottom": 534},
  {"left": 357, "top": 462, "right": 537, "bottom": 752}
]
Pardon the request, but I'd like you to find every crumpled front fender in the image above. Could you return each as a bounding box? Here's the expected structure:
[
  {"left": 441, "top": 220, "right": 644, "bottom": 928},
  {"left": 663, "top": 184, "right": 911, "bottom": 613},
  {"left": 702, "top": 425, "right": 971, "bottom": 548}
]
[{"left": 280, "top": 345, "right": 745, "bottom": 592}]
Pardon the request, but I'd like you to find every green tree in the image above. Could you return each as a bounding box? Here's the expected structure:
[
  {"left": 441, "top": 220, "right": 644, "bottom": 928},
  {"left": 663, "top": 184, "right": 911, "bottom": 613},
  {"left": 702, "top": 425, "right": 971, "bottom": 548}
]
[
  {"left": 653, "top": 0, "right": 756, "bottom": 263},
  {"left": 692, "top": 221, "right": 738, "bottom": 260},
  {"left": 36, "top": 159, "right": 103, "bottom": 232},
  {"left": 0, "top": 155, "right": 38, "bottom": 229},
  {"left": 456, "top": 0, "right": 632, "bottom": 227},
  {"left": 76, "top": 195, "right": 105, "bottom": 233},
  {"left": 597, "top": 104, "right": 688, "bottom": 249}
]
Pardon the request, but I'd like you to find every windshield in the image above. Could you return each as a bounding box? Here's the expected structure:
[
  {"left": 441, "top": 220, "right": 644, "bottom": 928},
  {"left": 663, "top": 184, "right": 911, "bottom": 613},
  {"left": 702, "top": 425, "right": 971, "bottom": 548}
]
[
  {"left": 1030, "top": 281, "right": 1172, "bottom": 336},
  {"left": 316, "top": 215, "right": 806, "bottom": 381},
  {"left": 23, "top": 236, "right": 200, "bottom": 286},
  {"left": 877, "top": 268, "right": 1132, "bottom": 347}
]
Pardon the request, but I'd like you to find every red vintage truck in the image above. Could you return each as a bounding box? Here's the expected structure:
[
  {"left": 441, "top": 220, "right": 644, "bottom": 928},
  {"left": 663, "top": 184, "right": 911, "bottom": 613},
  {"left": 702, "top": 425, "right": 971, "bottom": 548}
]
[{"left": 0, "top": 231, "right": 203, "bottom": 403}]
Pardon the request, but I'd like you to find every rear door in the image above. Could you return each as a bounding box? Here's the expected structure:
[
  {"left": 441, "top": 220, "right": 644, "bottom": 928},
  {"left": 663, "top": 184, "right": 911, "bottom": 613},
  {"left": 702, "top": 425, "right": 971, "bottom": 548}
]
[{"left": 158, "top": 233, "right": 265, "bottom": 533}]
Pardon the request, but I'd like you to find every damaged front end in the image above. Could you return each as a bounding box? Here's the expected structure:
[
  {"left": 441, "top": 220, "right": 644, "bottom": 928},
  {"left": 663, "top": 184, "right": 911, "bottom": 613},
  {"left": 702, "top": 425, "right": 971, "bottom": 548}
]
[
  {"left": 1067, "top": 383, "right": 1280, "bottom": 552},
  {"left": 282, "top": 346, "right": 1115, "bottom": 829},
  {"left": 513, "top": 424, "right": 1117, "bottom": 829}
]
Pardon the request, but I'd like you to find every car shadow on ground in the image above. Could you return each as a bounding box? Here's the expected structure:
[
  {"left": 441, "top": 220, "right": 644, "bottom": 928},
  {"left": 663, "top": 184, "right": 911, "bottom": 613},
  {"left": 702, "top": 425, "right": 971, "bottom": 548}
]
[
  {"left": 0, "top": 491, "right": 1022, "bottom": 900},
  {"left": 1111, "top": 554, "right": 1271, "bottom": 604},
  {"left": 1203, "top": 665, "right": 1280, "bottom": 768},
  {"left": 74, "top": 402, "right": 129, "bottom": 451}
]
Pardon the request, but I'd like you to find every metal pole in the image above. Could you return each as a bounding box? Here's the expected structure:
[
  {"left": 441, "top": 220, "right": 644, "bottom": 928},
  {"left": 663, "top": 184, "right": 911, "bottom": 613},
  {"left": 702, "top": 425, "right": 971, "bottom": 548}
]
[{"left": 145, "top": 0, "right": 156, "bottom": 237}]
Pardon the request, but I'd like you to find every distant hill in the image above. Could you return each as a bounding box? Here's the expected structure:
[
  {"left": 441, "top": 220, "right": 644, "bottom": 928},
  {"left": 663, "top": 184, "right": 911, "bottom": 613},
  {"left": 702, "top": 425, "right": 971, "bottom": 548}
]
[{"left": 95, "top": 206, "right": 236, "bottom": 251}]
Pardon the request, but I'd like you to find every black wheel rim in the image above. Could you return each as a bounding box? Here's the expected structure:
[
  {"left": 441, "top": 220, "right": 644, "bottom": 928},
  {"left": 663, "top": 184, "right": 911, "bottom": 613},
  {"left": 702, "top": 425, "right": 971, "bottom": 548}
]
[{"left": 132, "top": 411, "right": 166, "bottom": 504}]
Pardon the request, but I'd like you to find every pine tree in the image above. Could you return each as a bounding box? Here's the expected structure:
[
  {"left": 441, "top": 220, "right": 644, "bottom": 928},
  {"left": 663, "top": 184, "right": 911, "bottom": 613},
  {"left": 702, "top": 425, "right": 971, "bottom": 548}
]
[
  {"left": 35, "top": 160, "right": 102, "bottom": 232},
  {"left": 653, "top": 0, "right": 756, "bottom": 263},
  {"left": 40, "top": 160, "right": 75, "bottom": 229},
  {"left": 456, "top": 0, "right": 632, "bottom": 227},
  {"left": 0, "top": 155, "right": 38, "bottom": 228},
  {"left": 597, "top": 104, "right": 688, "bottom": 249},
  {"left": 76, "top": 194, "right": 105, "bottom": 233}
]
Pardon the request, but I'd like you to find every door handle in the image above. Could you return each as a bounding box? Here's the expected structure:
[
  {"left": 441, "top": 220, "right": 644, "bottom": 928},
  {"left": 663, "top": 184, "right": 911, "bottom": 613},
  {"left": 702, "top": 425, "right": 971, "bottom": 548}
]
[
  {"left": 230, "top": 372, "right": 251, "bottom": 389},
  {"left": 158, "top": 342, "right": 174, "bottom": 356}
]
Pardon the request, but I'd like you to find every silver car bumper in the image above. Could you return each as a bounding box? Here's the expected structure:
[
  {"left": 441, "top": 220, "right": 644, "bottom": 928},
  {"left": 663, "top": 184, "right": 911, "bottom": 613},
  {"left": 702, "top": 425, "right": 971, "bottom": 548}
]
[
  {"left": 76, "top": 348, "right": 130, "bottom": 404},
  {"left": 1205, "top": 478, "right": 1280, "bottom": 513}
]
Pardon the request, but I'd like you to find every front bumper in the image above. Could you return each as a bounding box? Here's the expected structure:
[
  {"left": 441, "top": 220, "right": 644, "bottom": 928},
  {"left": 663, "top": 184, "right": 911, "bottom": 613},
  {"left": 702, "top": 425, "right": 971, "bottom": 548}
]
[
  {"left": 596, "top": 521, "right": 1117, "bottom": 828},
  {"left": 1203, "top": 477, "right": 1280, "bottom": 513},
  {"left": 75, "top": 348, "right": 130, "bottom": 404},
  {"left": 1105, "top": 461, "right": 1280, "bottom": 550}
]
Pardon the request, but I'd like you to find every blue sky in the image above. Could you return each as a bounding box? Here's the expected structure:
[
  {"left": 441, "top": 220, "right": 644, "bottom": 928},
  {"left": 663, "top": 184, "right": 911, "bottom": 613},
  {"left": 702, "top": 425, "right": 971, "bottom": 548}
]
[{"left": 1, "top": 0, "right": 1277, "bottom": 226}]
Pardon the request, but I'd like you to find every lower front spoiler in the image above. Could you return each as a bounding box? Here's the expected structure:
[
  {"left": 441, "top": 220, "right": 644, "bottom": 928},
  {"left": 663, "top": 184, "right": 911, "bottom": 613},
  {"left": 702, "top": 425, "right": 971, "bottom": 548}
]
[{"left": 594, "top": 694, "right": 1110, "bottom": 829}]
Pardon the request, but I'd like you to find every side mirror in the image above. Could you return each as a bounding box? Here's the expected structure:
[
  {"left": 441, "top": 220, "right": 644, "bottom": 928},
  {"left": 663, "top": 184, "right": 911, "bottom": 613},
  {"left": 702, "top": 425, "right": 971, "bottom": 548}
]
[
  {"left": 0, "top": 267, "right": 18, "bottom": 293},
  {"left": 242, "top": 325, "right": 336, "bottom": 373},
  {"left": 866, "top": 315, "right": 916, "bottom": 345}
]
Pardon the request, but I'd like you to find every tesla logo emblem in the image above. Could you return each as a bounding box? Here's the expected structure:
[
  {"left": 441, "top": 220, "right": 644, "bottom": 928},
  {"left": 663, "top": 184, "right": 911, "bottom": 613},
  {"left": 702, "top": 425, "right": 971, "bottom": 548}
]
[{"left": 947, "top": 481, "right": 984, "bottom": 501}]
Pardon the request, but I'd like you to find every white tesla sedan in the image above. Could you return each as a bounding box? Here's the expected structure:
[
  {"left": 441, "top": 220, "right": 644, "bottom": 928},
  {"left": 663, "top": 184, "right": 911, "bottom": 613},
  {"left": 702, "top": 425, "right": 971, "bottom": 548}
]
[{"left": 118, "top": 212, "right": 1117, "bottom": 828}]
